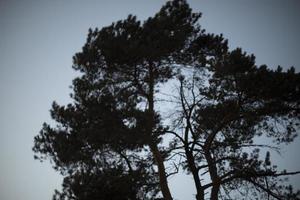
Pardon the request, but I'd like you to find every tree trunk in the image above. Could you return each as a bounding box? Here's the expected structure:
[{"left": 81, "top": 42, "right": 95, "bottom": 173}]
[
  {"left": 204, "top": 150, "right": 220, "bottom": 200},
  {"left": 150, "top": 143, "right": 173, "bottom": 200},
  {"left": 185, "top": 148, "right": 205, "bottom": 200},
  {"left": 210, "top": 184, "right": 220, "bottom": 200},
  {"left": 147, "top": 62, "right": 173, "bottom": 200}
]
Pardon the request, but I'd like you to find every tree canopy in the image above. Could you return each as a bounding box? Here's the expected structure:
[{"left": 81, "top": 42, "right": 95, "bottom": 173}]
[{"left": 33, "top": 0, "right": 300, "bottom": 199}]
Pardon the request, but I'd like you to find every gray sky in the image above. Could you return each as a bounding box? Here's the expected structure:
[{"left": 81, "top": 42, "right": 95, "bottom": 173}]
[{"left": 0, "top": 0, "right": 299, "bottom": 200}]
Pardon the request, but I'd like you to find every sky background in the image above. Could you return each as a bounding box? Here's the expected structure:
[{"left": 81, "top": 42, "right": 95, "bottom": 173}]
[{"left": 0, "top": 0, "right": 300, "bottom": 199}]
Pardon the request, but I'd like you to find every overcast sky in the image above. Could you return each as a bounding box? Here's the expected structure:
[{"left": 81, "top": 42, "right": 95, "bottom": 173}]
[{"left": 0, "top": 0, "right": 300, "bottom": 200}]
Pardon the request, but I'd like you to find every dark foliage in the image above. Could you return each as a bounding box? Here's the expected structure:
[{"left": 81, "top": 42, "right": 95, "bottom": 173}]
[{"left": 33, "top": 0, "right": 300, "bottom": 199}]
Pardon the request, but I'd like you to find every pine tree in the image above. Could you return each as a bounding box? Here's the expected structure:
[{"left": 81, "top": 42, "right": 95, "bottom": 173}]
[{"left": 33, "top": 0, "right": 300, "bottom": 199}]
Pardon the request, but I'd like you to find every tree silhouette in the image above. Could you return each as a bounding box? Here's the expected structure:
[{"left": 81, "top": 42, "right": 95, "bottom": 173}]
[{"left": 33, "top": 0, "right": 300, "bottom": 199}]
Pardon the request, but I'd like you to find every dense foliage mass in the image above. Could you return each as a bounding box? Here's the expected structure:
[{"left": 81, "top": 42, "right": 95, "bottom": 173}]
[{"left": 33, "top": 0, "right": 300, "bottom": 199}]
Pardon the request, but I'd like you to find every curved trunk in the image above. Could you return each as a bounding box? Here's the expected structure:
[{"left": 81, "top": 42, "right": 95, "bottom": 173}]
[
  {"left": 150, "top": 143, "right": 173, "bottom": 200},
  {"left": 185, "top": 148, "right": 205, "bottom": 200},
  {"left": 147, "top": 62, "right": 173, "bottom": 200},
  {"left": 204, "top": 150, "right": 220, "bottom": 200}
]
